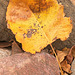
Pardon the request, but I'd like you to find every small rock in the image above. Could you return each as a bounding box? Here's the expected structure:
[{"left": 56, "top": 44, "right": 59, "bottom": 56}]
[
  {"left": 0, "top": 52, "right": 60, "bottom": 75},
  {"left": 0, "top": 48, "right": 11, "bottom": 58},
  {"left": 71, "top": 59, "right": 75, "bottom": 75},
  {"left": 0, "top": 0, "right": 14, "bottom": 41}
]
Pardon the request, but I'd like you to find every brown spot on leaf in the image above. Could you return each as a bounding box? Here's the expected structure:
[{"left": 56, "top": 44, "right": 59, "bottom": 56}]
[
  {"left": 23, "top": 33, "right": 26, "bottom": 38},
  {"left": 27, "top": 31, "right": 32, "bottom": 38},
  {"left": 27, "top": 29, "right": 37, "bottom": 38},
  {"left": 41, "top": 26, "right": 43, "bottom": 28},
  {"left": 30, "top": 29, "right": 37, "bottom": 34},
  {"left": 19, "top": 27, "right": 21, "bottom": 28},
  {"left": 15, "top": 32, "right": 17, "bottom": 35},
  {"left": 34, "top": 23, "right": 36, "bottom": 26},
  {"left": 29, "top": 0, "right": 54, "bottom": 13},
  {"left": 38, "top": 24, "right": 40, "bottom": 27},
  {"left": 38, "top": 15, "right": 40, "bottom": 18}
]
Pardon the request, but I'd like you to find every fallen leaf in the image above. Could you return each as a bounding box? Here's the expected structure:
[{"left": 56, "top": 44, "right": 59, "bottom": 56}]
[
  {"left": 55, "top": 46, "right": 75, "bottom": 74},
  {"left": 65, "top": 46, "right": 75, "bottom": 64},
  {"left": 12, "top": 41, "right": 23, "bottom": 55},
  {"left": 0, "top": 42, "right": 12, "bottom": 48},
  {"left": 63, "top": 73, "right": 68, "bottom": 75},
  {"left": 71, "top": 45, "right": 75, "bottom": 58},
  {"left": 56, "top": 48, "right": 70, "bottom": 63},
  {"left": 61, "top": 60, "right": 72, "bottom": 74},
  {"left": 6, "top": 0, "right": 72, "bottom": 54},
  {"left": 62, "top": 47, "right": 70, "bottom": 52},
  {"left": 56, "top": 50, "right": 67, "bottom": 63}
]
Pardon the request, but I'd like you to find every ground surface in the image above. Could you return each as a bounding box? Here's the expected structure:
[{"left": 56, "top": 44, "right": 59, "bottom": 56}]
[
  {"left": 0, "top": 0, "right": 14, "bottom": 41},
  {"left": 0, "top": 0, "right": 75, "bottom": 75}
]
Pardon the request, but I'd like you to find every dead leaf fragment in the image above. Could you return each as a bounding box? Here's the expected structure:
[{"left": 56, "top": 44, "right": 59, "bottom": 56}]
[
  {"left": 0, "top": 42, "right": 12, "bottom": 48},
  {"left": 56, "top": 50, "right": 67, "bottom": 63},
  {"left": 55, "top": 46, "right": 75, "bottom": 74},
  {"left": 61, "top": 60, "right": 72, "bottom": 74},
  {"left": 50, "top": 50, "right": 54, "bottom": 55},
  {"left": 12, "top": 41, "right": 23, "bottom": 55},
  {"left": 65, "top": 52, "right": 73, "bottom": 65},
  {"left": 71, "top": 45, "right": 75, "bottom": 58},
  {"left": 65, "top": 46, "right": 74, "bottom": 64},
  {"left": 63, "top": 73, "right": 68, "bottom": 75},
  {"left": 56, "top": 48, "right": 70, "bottom": 63},
  {"left": 6, "top": 0, "right": 72, "bottom": 54}
]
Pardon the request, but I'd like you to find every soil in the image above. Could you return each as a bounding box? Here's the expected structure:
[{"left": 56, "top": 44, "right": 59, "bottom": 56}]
[{"left": 0, "top": 0, "right": 75, "bottom": 75}]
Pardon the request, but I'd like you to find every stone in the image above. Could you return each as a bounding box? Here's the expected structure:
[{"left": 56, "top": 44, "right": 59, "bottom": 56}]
[
  {"left": 0, "top": 48, "right": 11, "bottom": 58},
  {"left": 0, "top": 52, "right": 60, "bottom": 75},
  {"left": 71, "top": 59, "right": 75, "bottom": 75},
  {"left": 0, "top": 0, "right": 14, "bottom": 41}
]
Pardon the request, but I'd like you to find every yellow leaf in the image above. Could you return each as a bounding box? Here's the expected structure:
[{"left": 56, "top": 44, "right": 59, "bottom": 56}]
[{"left": 6, "top": 0, "right": 72, "bottom": 54}]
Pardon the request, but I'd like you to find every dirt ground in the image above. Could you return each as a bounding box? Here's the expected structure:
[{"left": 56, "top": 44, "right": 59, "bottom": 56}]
[{"left": 0, "top": 0, "right": 75, "bottom": 75}]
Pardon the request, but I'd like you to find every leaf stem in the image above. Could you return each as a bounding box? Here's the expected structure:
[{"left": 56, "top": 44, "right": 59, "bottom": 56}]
[{"left": 50, "top": 43, "right": 64, "bottom": 75}]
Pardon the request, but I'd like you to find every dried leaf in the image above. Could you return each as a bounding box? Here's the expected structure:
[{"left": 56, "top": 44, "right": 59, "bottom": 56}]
[
  {"left": 63, "top": 73, "right": 68, "bottom": 75},
  {"left": 12, "top": 41, "right": 23, "bottom": 55},
  {"left": 0, "top": 42, "right": 12, "bottom": 48},
  {"left": 6, "top": 0, "right": 72, "bottom": 54},
  {"left": 50, "top": 50, "right": 54, "bottom": 55},
  {"left": 62, "top": 47, "right": 70, "bottom": 52},
  {"left": 61, "top": 60, "right": 72, "bottom": 74},
  {"left": 56, "top": 50, "right": 67, "bottom": 63},
  {"left": 71, "top": 45, "right": 75, "bottom": 58},
  {"left": 56, "top": 46, "right": 75, "bottom": 74},
  {"left": 56, "top": 48, "right": 70, "bottom": 63},
  {"left": 65, "top": 46, "right": 75, "bottom": 64},
  {"left": 66, "top": 55, "right": 73, "bottom": 65}
]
